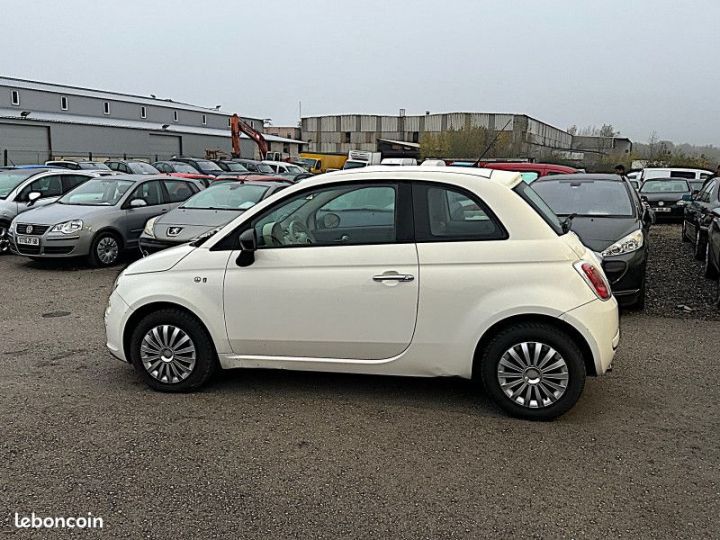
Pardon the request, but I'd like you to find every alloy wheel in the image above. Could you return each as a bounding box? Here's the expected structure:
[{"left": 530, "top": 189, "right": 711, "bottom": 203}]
[
  {"left": 0, "top": 225, "right": 8, "bottom": 253},
  {"left": 497, "top": 342, "right": 569, "bottom": 409},
  {"left": 140, "top": 325, "right": 197, "bottom": 384},
  {"left": 97, "top": 236, "right": 119, "bottom": 265}
]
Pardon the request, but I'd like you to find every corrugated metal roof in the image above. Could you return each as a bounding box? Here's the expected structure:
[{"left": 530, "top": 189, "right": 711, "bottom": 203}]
[
  {"left": 0, "top": 76, "right": 262, "bottom": 119},
  {"left": 0, "top": 109, "right": 306, "bottom": 144}
]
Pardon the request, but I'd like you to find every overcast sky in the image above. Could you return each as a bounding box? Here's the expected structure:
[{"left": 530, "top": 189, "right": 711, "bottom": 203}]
[{"left": 3, "top": 0, "right": 719, "bottom": 145}]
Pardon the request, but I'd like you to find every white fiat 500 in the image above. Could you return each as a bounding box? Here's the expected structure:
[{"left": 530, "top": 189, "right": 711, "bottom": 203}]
[{"left": 106, "top": 167, "right": 619, "bottom": 420}]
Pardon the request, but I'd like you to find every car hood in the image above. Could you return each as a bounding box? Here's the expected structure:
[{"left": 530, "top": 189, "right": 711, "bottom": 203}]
[
  {"left": 124, "top": 244, "right": 196, "bottom": 275},
  {"left": 640, "top": 192, "right": 686, "bottom": 203},
  {"left": 569, "top": 216, "right": 640, "bottom": 251},
  {"left": 151, "top": 208, "right": 245, "bottom": 242},
  {"left": 12, "top": 202, "right": 112, "bottom": 225}
]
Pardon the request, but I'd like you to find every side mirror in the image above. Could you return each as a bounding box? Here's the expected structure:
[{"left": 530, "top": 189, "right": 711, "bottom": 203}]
[
  {"left": 27, "top": 191, "right": 42, "bottom": 206},
  {"left": 681, "top": 194, "right": 692, "bottom": 202},
  {"left": 236, "top": 228, "right": 256, "bottom": 267},
  {"left": 129, "top": 198, "right": 147, "bottom": 208}
]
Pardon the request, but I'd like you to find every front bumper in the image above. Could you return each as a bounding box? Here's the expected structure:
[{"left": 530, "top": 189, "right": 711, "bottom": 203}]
[
  {"left": 601, "top": 246, "right": 648, "bottom": 304},
  {"left": 560, "top": 297, "right": 619, "bottom": 376},
  {"left": 8, "top": 229, "right": 92, "bottom": 258},
  {"left": 105, "top": 289, "right": 131, "bottom": 363}
]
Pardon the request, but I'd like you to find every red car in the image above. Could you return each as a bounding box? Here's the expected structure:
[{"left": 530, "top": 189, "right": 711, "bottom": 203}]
[{"left": 477, "top": 162, "right": 578, "bottom": 183}]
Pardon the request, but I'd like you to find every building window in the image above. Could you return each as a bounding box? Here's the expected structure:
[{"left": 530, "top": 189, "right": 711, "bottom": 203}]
[
  {"left": 141, "top": 106, "right": 147, "bottom": 119},
  {"left": 202, "top": 114, "right": 207, "bottom": 125},
  {"left": 173, "top": 111, "right": 178, "bottom": 122},
  {"left": 103, "top": 102, "right": 110, "bottom": 115},
  {"left": 344, "top": 131, "right": 351, "bottom": 143},
  {"left": 60, "top": 96, "right": 68, "bottom": 111},
  {"left": 412, "top": 131, "right": 419, "bottom": 143},
  {"left": 11, "top": 90, "right": 20, "bottom": 106}
]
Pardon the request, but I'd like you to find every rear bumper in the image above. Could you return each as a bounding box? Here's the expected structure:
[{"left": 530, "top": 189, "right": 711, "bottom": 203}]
[{"left": 560, "top": 298, "right": 619, "bottom": 376}]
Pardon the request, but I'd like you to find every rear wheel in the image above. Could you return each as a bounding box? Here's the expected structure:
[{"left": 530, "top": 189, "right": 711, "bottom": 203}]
[
  {"left": 479, "top": 323, "right": 586, "bottom": 421},
  {"left": 705, "top": 243, "right": 719, "bottom": 280},
  {"left": 88, "top": 231, "right": 121, "bottom": 267},
  {"left": 694, "top": 228, "right": 706, "bottom": 261},
  {"left": 129, "top": 308, "right": 217, "bottom": 392}
]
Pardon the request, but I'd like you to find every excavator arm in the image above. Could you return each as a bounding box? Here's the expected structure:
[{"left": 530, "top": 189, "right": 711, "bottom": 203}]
[{"left": 230, "top": 113, "right": 269, "bottom": 159}]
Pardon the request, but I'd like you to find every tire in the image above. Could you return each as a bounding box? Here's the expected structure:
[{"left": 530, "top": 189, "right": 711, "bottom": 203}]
[
  {"left": 0, "top": 220, "right": 10, "bottom": 254},
  {"left": 694, "top": 228, "right": 706, "bottom": 261},
  {"left": 705, "top": 242, "right": 719, "bottom": 280},
  {"left": 129, "top": 308, "right": 217, "bottom": 392},
  {"left": 479, "top": 323, "right": 586, "bottom": 421},
  {"left": 88, "top": 231, "right": 122, "bottom": 267},
  {"left": 681, "top": 220, "right": 690, "bottom": 243}
]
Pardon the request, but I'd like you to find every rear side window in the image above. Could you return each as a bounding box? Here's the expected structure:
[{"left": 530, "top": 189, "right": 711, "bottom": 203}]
[{"left": 413, "top": 183, "right": 507, "bottom": 242}]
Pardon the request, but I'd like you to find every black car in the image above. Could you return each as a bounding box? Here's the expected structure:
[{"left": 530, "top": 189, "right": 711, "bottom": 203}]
[
  {"left": 533, "top": 173, "right": 652, "bottom": 308},
  {"left": 681, "top": 176, "right": 720, "bottom": 260},
  {"left": 213, "top": 160, "right": 250, "bottom": 174},
  {"left": 170, "top": 157, "right": 225, "bottom": 177},
  {"left": 638, "top": 178, "right": 691, "bottom": 221},
  {"left": 703, "top": 208, "right": 720, "bottom": 293},
  {"left": 231, "top": 159, "right": 274, "bottom": 174}
]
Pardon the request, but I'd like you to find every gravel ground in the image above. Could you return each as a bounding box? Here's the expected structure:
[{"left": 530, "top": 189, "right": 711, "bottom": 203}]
[
  {"left": 1, "top": 231, "right": 719, "bottom": 539},
  {"left": 643, "top": 223, "right": 720, "bottom": 320}
]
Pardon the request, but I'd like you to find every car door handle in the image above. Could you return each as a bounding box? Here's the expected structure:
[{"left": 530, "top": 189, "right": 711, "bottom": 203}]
[{"left": 373, "top": 273, "right": 414, "bottom": 282}]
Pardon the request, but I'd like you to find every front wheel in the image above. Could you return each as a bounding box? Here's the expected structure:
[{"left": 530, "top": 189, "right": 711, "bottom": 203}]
[
  {"left": 88, "top": 231, "right": 121, "bottom": 267},
  {"left": 479, "top": 323, "right": 586, "bottom": 421},
  {"left": 129, "top": 309, "right": 217, "bottom": 392}
]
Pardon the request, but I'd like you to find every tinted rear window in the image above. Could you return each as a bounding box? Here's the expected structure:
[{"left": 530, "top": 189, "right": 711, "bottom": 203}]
[{"left": 532, "top": 180, "right": 634, "bottom": 217}]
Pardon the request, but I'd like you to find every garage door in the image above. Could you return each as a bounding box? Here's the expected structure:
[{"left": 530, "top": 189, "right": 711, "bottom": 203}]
[
  {"left": 0, "top": 123, "right": 50, "bottom": 165},
  {"left": 148, "top": 134, "right": 182, "bottom": 161}
]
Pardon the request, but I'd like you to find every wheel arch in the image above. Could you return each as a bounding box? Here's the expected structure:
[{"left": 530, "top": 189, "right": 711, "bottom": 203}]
[
  {"left": 92, "top": 227, "right": 125, "bottom": 249},
  {"left": 122, "top": 301, "right": 216, "bottom": 363},
  {"left": 472, "top": 314, "right": 597, "bottom": 379}
]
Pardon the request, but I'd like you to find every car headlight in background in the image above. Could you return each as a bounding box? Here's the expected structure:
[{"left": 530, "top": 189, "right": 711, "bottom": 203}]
[
  {"left": 602, "top": 229, "right": 644, "bottom": 257},
  {"left": 143, "top": 217, "right": 158, "bottom": 238},
  {"left": 50, "top": 219, "right": 83, "bottom": 234}
]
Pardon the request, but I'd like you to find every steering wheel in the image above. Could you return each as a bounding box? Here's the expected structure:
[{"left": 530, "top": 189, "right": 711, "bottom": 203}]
[{"left": 285, "top": 219, "right": 314, "bottom": 245}]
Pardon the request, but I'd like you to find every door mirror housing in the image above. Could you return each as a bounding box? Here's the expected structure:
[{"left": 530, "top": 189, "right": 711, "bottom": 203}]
[
  {"left": 236, "top": 228, "right": 256, "bottom": 267},
  {"left": 129, "top": 198, "right": 147, "bottom": 208},
  {"left": 27, "top": 191, "right": 42, "bottom": 205},
  {"left": 681, "top": 193, "right": 693, "bottom": 201}
]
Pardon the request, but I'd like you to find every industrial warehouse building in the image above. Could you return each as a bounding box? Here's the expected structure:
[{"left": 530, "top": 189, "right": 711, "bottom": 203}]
[
  {"left": 0, "top": 76, "right": 305, "bottom": 165},
  {"left": 301, "top": 112, "right": 574, "bottom": 160}
]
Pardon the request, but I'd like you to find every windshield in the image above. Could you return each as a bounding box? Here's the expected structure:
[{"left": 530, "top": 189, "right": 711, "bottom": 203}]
[
  {"left": 170, "top": 162, "right": 198, "bottom": 174},
  {"left": 129, "top": 162, "right": 160, "bottom": 174},
  {"left": 195, "top": 160, "right": 222, "bottom": 171},
  {"left": 257, "top": 163, "right": 274, "bottom": 173},
  {"left": 513, "top": 181, "right": 564, "bottom": 235},
  {"left": 286, "top": 165, "right": 304, "bottom": 173},
  {"left": 79, "top": 162, "right": 111, "bottom": 170},
  {"left": 640, "top": 179, "right": 690, "bottom": 194},
  {"left": 533, "top": 180, "right": 634, "bottom": 217},
  {"left": 59, "top": 178, "right": 134, "bottom": 206},
  {"left": 223, "top": 162, "right": 249, "bottom": 172},
  {"left": 0, "top": 170, "right": 35, "bottom": 199},
  {"left": 182, "top": 183, "right": 269, "bottom": 210}
]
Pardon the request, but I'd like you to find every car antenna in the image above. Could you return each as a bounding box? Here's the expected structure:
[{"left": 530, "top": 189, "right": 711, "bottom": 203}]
[{"left": 473, "top": 117, "right": 514, "bottom": 166}]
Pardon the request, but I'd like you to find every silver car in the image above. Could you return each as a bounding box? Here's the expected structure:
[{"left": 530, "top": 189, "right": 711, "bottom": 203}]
[
  {"left": 8, "top": 174, "right": 201, "bottom": 266},
  {"left": 0, "top": 168, "right": 100, "bottom": 253}
]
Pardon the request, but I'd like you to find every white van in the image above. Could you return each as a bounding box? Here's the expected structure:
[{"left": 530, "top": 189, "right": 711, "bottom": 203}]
[
  {"left": 380, "top": 158, "right": 418, "bottom": 166},
  {"left": 640, "top": 168, "right": 713, "bottom": 191}
]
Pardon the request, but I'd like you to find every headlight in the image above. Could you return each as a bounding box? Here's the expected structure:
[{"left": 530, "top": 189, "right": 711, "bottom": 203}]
[
  {"left": 602, "top": 229, "right": 644, "bottom": 257},
  {"left": 50, "top": 219, "right": 83, "bottom": 234},
  {"left": 143, "top": 217, "right": 158, "bottom": 238}
]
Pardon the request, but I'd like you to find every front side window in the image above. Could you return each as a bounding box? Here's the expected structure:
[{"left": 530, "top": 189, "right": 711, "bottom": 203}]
[
  {"left": 20, "top": 175, "right": 63, "bottom": 200},
  {"left": 252, "top": 184, "right": 397, "bottom": 248},
  {"left": 129, "top": 180, "right": 164, "bottom": 206},
  {"left": 418, "top": 185, "right": 506, "bottom": 241}
]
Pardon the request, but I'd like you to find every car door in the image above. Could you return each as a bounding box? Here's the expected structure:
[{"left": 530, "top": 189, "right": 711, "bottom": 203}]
[
  {"left": 698, "top": 179, "right": 719, "bottom": 232},
  {"left": 688, "top": 180, "right": 714, "bottom": 235},
  {"left": 221, "top": 181, "right": 418, "bottom": 361},
  {"left": 122, "top": 180, "right": 171, "bottom": 247}
]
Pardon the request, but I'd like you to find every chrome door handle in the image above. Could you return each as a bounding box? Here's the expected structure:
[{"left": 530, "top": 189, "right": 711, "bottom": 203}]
[{"left": 373, "top": 273, "right": 414, "bottom": 282}]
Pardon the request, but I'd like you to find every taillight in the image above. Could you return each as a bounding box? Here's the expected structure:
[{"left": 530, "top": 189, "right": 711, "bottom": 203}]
[{"left": 574, "top": 261, "right": 612, "bottom": 300}]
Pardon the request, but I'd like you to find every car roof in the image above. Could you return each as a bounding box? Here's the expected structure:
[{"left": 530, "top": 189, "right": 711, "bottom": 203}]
[
  {"left": 535, "top": 173, "right": 623, "bottom": 183},
  {"left": 643, "top": 167, "right": 712, "bottom": 173},
  {"left": 86, "top": 174, "right": 164, "bottom": 183}
]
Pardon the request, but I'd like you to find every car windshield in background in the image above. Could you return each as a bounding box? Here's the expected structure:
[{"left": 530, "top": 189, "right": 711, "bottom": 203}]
[
  {"left": 0, "top": 170, "right": 35, "bottom": 199},
  {"left": 512, "top": 181, "right": 564, "bottom": 234},
  {"left": 342, "top": 161, "right": 367, "bottom": 170},
  {"left": 286, "top": 165, "right": 305, "bottom": 173},
  {"left": 172, "top": 162, "right": 198, "bottom": 173},
  {"left": 80, "top": 162, "right": 111, "bottom": 170},
  {"left": 129, "top": 162, "right": 160, "bottom": 174},
  {"left": 59, "top": 178, "right": 134, "bottom": 206},
  {"left": 196, "top": 160, "right": 222, "bottom": 171},
  {"left": 533, "top": 180, "right": 634, "bottom": 217},
  {"left": 640, "top": 179, "right": 690, "bottom": 193},
  {"left": 223, "top": 162, "right": 249, "bottom": 172},
  {"left": 182, "top": 183, "right": 269, "bottom": 210},
  {"left": 257, "top": 164, "right": 274, "bottom": 173}
]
